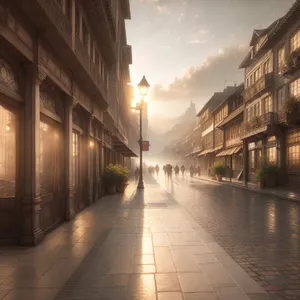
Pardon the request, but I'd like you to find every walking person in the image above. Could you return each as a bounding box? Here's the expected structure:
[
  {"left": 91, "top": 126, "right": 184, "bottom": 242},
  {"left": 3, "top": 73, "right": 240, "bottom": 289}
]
[
  {"left": 155, "top": 165, "right": 160, "bottom": 177},
  {"left": 163, "top": 165, "right": 167, "bottom": 176},
  {"left": 180, "top": 165, "right": 185, "bottom": 176},
  {"left": 135, "top": 167, "right": 139, "bottom": 182},
  {"left": 175, "top": 165, "right": 179, "bottom": 176},
  {"left": 189, "top": 165, "right": 194, "bottom": 178}
]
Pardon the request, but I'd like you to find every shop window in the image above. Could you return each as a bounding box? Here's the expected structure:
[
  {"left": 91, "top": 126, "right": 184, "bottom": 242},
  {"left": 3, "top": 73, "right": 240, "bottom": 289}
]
[
  {"left": 290, "top": 29, "right": 300, "bottom": 53},
  {"left": 287, "top": 145, "right": 300, "bottom": 168},
  {"left": 267, "top": 147, "right": 276, "bottom": 164},
  {"left": 40, "top": 122, "right": 60, "bottom": 195},
  {"left": 72, "top": 132, "right": 79, "bottom": 186},
  {"left": 290, "top": 78, "right": 300, "bottom": 99},
  {"left": 0, "top": 105, "right": 16, "bottom": 198},
  {"left": 257, "top": 149, "right": 262, "bottom": 169}
]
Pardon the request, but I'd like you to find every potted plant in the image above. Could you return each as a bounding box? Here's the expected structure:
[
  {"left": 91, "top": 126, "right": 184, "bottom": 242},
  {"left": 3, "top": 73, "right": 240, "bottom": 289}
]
[
  {"left": 115, "top": 165, "right": 129, "bottom": 193},
  {"left": 251, "top": 116, "right": 261, "bottom": 128},
  {"left": 256, "top": 163, "right": 279, "bottom": 188},
  {"left": 208, "top": 166, "right": 216, "bottom": 179},
  {"left": 103, "top": 164, "right": 118, "bottom": 194},
  {"left": 212, "top": 161, "right": 226, "bottom": 181}
]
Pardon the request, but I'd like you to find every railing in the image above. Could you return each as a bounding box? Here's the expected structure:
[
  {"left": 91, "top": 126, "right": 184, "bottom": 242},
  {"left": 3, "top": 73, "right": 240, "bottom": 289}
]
[
  {"left": 75, "top": 36, "right": 107, "bottom": 100},
  {"left": 278, "top": 109, "right": 300, "bottom": 125},
  {"left": 282, "top": 49, "right": 300, "bottom": 76},
  {"left": 102, "top": 0, "right": 116, "bottom": 41},
  {"left": 37, "top": 0, "right": 72, "bottom": 46},
  {"left": 241, "top": 112, "right": 277, "bottom": 138},
  {"left": 243, "top": 72, "right": 273, "bottom": 102}
]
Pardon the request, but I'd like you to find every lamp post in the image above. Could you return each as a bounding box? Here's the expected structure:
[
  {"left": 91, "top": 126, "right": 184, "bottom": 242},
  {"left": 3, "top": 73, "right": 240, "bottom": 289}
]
[{"left": 135, "top": 75, "right": 150, "bottom": 189}]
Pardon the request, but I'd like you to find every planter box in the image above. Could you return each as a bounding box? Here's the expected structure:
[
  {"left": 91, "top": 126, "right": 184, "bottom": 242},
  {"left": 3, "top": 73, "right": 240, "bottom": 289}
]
[
  {"left": 117, "top": 183, "right": 128, "bottom": 193},
  {"left": 216, "top": 174, "right": 223, "bottom": 181},
  {"left": 106, "top": 185, "right": 116, "bottom": 194}
]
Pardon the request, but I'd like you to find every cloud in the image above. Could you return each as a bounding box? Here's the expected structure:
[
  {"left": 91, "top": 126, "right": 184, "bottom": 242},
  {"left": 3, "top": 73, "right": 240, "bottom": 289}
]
[
  {"left": 187, "top": 39, "right": 206, "bottom": 45},
  {"left": 150, "top": 45, "right": 249, "bottom": 105}
]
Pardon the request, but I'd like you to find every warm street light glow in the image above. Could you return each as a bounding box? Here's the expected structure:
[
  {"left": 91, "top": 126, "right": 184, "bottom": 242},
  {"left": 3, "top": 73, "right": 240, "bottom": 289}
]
[
  {"left": 138, "top": 75, "right": 150, "bottom": 97},
  {"left": 89, "top": 140, "right": 95, "bottom": 148},
  {"left": 5, "top": 124, "right": 11, "bottom": 132}
]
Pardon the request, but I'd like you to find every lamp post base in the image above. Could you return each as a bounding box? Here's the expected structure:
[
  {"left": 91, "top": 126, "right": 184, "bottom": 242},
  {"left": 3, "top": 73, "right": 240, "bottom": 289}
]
[{"left": 137, "top": 179, "right": 144, "bottom": 189}]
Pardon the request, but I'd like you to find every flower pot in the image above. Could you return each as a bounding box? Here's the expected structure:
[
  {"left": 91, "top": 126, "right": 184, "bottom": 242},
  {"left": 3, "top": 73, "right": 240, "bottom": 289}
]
[
  {"left": 216, "top": 174, "right": 223, "bottom": 181},
  {"left": 265, "top": 176, "right": 276, "bottom": 188},
  {"left": 117, "top": 183, "right": 128, "bottom": 193},
  {"left": 106, "top": 185, "right": 116, "bottom": 194}
]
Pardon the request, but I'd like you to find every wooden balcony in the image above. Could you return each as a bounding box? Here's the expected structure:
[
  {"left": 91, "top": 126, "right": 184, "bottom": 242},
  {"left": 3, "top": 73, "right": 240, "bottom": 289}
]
[
  {"left": 282, "top": 49, "right": 300, "bottom": 77},
  {"left": 37, "top": 0, "right": 72, "bottom": 46},
  {"left": 241, "top": 112, "right": 278, "bottom": 139},
  {"left": 278, "top": 110, "right": 300, "bottom": 126},
  {"left": 243, "top": 72, "right": 273, "bottom": 102}
]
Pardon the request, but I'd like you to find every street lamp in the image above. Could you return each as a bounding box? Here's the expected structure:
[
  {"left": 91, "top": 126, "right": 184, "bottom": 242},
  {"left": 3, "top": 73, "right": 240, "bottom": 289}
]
[{"left": 135, "top": 75, "right": 150, "bottom": 189}]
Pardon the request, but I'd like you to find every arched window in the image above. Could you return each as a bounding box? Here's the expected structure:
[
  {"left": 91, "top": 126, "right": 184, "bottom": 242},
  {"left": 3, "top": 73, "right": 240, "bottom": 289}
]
[
  {"left": 40, "top": 86, "right": 57, "bottom": 114},
  {"left": 0, "top": 58, "right": 18, "bottom": 93}
]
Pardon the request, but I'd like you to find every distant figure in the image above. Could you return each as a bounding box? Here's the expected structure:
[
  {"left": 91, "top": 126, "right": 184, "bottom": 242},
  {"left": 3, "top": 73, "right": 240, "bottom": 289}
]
[
  {"left": 175, "top": 165, "right": 179, "bottom": 176},
  {"left": 189, "top": 165, "right": 194, "bottom": 178},
  {"left": 135, "top": 167, "right": 139, "bottom": 181},
  {"left": 155, "top": 165, "right": 160, "bottom": 177},
  {"left": 197, "top": 166, "right": 201, "bottom": 176},
  {"left": 167, "top": 164, "right": 173, "bottom": 179},
  {"left": 163, "top": 165, "right": 167, "bottom": 176},
  {"left": 180, "top": 165, "right": 185, "bottom": 176}
]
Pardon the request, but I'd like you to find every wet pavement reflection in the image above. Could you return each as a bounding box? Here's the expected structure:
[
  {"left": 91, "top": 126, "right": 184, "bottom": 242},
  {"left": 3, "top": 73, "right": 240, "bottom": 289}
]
[{"left": 157, "top": 175, "right": 300, "bottom": 300}]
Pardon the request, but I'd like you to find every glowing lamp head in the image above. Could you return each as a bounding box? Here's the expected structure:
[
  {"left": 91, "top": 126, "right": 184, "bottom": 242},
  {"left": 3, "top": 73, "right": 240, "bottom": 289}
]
[
  {"left": 138, "top": 75, "right": 150, "bottom": 97},
  {"left": 89, "top": 140, "right": 95, "bottom": 148}
]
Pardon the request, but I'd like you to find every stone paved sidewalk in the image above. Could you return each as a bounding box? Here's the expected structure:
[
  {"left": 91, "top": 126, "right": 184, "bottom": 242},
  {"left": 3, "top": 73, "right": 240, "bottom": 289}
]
[
  {"left": 0, "top": 177, "right": 270, "bottom": 300},
  {"left": 194, "top": 175, "right": 300, "bottom": 202}
]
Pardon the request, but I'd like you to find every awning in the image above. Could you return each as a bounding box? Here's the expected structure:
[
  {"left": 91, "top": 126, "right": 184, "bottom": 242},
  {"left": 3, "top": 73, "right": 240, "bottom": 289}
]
[
  {"left": 112, "top": 136, "right": 138, "bottom": 157},
  {"left": 233, "top": 145, "right": 243, "bottom": 154},
  {"left": 198, "top": 148, "right": 213, "bottom": 156},
  {"left": 216, "top": 145, "right": 243, "bottom": 157},
  {"left": 211, "top": 145, "right": 223, "bottom": 153}
]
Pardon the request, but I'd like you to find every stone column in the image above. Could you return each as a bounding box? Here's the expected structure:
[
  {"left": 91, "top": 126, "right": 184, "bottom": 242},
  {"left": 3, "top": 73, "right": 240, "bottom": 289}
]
[
  {"left": 87, "top": 116, "right": 93, "bottom": 205},
  {"left": 20, "top": 66, "right": 45, "bottom": 245},
  {"left": 243, "top": 140, "right": 249, "bottom": 186},
  {"left": 64, "top": 97, "right": 75, "bottom": 220}
]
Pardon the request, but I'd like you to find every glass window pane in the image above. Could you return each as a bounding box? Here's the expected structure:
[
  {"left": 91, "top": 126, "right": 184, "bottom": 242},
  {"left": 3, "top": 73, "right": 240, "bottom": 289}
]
[{"left": 0, "top": 105, "right": 16, "bottom": 198}]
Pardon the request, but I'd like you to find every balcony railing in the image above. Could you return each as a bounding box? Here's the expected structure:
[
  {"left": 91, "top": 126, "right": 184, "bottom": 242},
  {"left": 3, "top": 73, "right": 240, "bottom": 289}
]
[
  {"left": 37, "top": 0, "right": 72, "bottom": 46},
  {"left": 241, "top": 112, "right": 278, "bottom": 139},
  {"left": 282, "top": 49, "right": 300, "bottom": 77},
  {"left": 243, "top": 72, "right": 273, "bottom": 102},
  {"left": 75, "top": 36, "right": 107, "bottom": 100}
]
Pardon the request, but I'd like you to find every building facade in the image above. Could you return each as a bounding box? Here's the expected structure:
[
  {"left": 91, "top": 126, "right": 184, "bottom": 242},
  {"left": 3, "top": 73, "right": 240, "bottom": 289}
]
[
  {"left": 182, "top": 0, "right": 300, "bottom": 187},
  {"left": 0, "top": 0, "right": 137, "bottom": 245},
  {"left": 240, "top": 1, "right": 300, "bottom": 185}
]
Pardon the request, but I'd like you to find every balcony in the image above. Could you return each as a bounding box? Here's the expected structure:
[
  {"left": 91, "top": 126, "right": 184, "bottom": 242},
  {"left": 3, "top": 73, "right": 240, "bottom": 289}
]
[
  {"left": 278, "top": 107, "right": 300, "bottom": 127},
  {"left": 241, "top": 112, "right": 278, "bottom": 139},
  {"left": 243, "top": 72, "right": 274, "bottom": 102},
  {"left": 37, "top": 0, "right": 72, "bottom": 46},
  {"left": 282, "top": 49, "right": 300, "bottom": 77}
]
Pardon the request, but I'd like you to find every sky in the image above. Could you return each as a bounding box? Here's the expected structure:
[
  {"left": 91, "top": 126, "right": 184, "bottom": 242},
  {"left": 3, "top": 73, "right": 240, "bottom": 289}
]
[{"left": 125, "top": 0, "right": 295, "bottom": 130}]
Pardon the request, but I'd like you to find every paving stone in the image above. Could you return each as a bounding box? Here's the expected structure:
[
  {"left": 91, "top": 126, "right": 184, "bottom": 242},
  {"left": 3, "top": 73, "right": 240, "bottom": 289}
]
[
  {"left": 183, "top": 292, "right": 220, "bottom": 300},
  {"left": 215, "top": 286, "right": 250, "bottom": 300},
  {"left": 154, "top": 247, "right": 176, "bottom": 273},
  {"left": 158, "top": 292, "right": 183, "bottom": 300},
  {"left": 155, "top": 273, "right": 181, "bottom": 292},
  {"left": 178, "top": 273, "right": 213, "bottom": 293}
]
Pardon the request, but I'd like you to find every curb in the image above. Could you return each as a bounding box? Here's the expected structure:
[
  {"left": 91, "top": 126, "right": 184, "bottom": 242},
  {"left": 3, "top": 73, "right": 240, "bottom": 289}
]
[{"left": 193, "top": 176, "right": 300, "bottom": 203}]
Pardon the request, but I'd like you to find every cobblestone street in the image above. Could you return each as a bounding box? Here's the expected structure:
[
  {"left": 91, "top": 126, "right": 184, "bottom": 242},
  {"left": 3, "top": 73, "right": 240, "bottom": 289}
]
[
  {"left": 0, "top": 176, "right": 271, "bottom": 300},
  {"left": 157, "top": 175, "right": 300, "bottom": 300}
]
